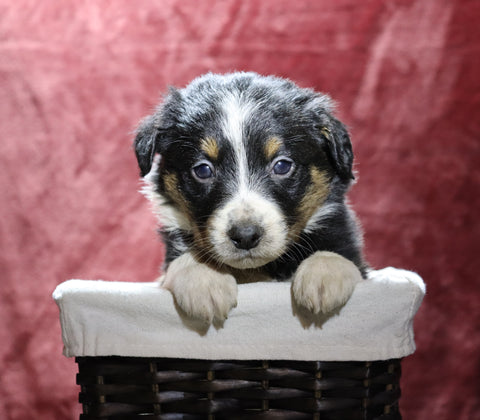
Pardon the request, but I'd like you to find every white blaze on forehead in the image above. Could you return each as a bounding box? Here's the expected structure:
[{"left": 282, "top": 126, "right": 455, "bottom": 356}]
[
  {"left": 211, "top": 91, "right": 290, "bottom": 269},
  {"left": 220, "top": 92, "right": 257, "bottom": 192}
]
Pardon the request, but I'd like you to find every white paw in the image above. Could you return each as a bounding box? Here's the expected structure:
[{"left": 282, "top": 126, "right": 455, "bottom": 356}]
[
  {"left": 162, "top": 253, "right": 238, "bottom": 323},
  {"left": 292, "top": 251, "right": 362, "bottom": 314}
]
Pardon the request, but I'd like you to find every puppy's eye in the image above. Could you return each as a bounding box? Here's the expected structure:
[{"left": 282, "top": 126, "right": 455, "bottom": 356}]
[
  {"left": 272, "top": 158, "right": 294, "bottom": 176},
  {"left": 192, "top": 162, "right": 214, "bottom": 181}
]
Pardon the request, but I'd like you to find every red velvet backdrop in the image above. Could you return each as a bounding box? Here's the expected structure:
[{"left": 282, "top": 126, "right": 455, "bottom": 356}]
[{"left": 1, "top": 1, "right": 479, "bottom": 418}]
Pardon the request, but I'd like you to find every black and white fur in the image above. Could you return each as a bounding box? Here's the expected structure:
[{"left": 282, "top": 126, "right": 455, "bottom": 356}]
[{"left": 135, "top": 72, "right": 367, "bottom": 324}]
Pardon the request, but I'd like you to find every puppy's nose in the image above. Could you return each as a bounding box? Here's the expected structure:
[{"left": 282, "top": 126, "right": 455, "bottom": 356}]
[{"left": 228, "top": 224, "right": 264, "bottom": 250}]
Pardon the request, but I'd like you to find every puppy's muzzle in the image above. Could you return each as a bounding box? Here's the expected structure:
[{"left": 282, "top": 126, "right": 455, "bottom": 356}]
[
  {"left": 208, "top": 191, "right": 288, "bottom": 269},
  {"left": 228, "top": 223, "right": 264, "bottom": 250}
]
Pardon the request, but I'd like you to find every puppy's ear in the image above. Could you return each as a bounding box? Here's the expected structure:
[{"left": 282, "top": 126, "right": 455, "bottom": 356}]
[
  {"left": 134, "top": 88, "right": 183, "bottom": 177},
  {"left": 320, "top": 116, "right": 355, "bottom": 181},
  {"left": 134, "top": 115, "right": 158, "bottom": 177}
]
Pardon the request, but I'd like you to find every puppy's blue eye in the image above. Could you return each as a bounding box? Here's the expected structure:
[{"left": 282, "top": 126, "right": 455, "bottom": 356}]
[
  {"left": 272, "top": 159, "right": 293, "bottom": 176},
  {"left": 192, "top": 162, "right": 214, "bottom": 180}
]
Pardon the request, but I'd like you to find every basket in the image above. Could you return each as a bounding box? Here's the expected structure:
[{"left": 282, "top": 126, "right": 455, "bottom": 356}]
[
  {"left": 76, "top": 356, "right": 402, "bottom": 419},
  {"left": 53, "top": 272, "right": 424, "bottom": 419}
]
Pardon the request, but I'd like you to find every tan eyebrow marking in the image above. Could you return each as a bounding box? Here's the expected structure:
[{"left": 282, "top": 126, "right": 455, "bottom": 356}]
[
  {"left": 321, "top": 127, "right": 331, "bottom": 139},
  {"left": 200, "top": 137, "right": 219, "bottom": 160},
  {"left": 264, "top": 136, "right": 283, "bottom": 160}
]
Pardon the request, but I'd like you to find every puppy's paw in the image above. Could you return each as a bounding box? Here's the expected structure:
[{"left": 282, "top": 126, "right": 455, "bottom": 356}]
[
  {"left": 162, "top": 253, "right": 238, "bottom": 324},
  {"left": 292, "top": 251, "right": 361, "bottom": 314}
]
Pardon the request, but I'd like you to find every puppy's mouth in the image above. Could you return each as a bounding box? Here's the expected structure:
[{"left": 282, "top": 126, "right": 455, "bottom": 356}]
[{"left": 220, "top": 253, "right": 278, "bottom": 270}]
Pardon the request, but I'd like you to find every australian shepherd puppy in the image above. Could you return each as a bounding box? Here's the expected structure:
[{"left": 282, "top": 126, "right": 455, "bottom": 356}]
[{"left": 134, "top": 72, "right": 367, "bottom": 324}]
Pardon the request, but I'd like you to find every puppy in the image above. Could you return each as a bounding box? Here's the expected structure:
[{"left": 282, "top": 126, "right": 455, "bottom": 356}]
[{"left": 134, "top": 72, "right": 367, "bottom": 324}]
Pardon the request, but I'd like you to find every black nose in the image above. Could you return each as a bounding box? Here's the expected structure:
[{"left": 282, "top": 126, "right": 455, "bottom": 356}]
[{"left": 228, "top": 224, "right": 264, "bottom": 250}]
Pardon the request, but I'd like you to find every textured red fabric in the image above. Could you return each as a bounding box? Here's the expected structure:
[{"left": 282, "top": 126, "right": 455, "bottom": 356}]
[{"left": 1, "top": 1, "right": 479, "bottom": 418}]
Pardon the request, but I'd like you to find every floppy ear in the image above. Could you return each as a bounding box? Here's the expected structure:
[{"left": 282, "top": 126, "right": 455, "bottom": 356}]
[
  {"left": 134, "top": 115, "right": 158, "bottom": 177},
  {"left": 320, "top": 116, "right": 355, "bottom": 181},
  {"left": 134, "top": 88, "right": 183, "bottom": 177}
]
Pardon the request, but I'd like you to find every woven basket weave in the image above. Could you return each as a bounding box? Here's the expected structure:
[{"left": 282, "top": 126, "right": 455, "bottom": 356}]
[{"left": 76, "top": 356, "right": 402, "bottom": 419}]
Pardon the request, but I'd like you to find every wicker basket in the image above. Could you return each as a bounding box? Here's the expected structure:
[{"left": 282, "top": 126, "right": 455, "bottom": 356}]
[{"left": 76, "top": 356, "right": 402, "bottom": 419}]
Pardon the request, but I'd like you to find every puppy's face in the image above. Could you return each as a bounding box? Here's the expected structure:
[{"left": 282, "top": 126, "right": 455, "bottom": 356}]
[{"left": 136, "top": 73, "right": 354, "bottom": 270}]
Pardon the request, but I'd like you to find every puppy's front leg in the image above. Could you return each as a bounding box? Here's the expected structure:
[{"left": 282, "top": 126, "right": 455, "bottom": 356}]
[
  {"left": 161, "top": 253, "right": 238, "bottom": 324},
  {"left": 292, "top": 251, "right": 362, "bottom": 314}
]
